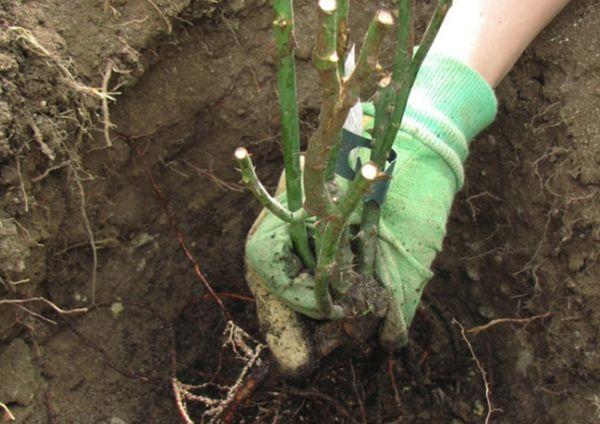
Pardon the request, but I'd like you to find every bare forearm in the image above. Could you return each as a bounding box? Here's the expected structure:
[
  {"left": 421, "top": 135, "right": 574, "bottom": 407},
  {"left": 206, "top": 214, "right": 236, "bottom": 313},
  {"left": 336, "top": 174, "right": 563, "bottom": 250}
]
[{"left": 430, "top": 0, "right": 571, "bottom": 87}]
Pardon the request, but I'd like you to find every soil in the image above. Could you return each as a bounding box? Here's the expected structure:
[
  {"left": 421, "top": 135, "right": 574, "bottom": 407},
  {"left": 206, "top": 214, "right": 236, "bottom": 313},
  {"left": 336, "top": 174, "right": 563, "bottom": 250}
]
[{"left": 0, "top": 0, "right": 598, "bottom": 423}]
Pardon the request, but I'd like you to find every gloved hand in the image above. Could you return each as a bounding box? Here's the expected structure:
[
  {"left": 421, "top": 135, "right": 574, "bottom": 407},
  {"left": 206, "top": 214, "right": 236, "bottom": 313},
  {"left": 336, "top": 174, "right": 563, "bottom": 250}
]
[{"left": 245, "top": 53, "right": 497, "bottom": 377}]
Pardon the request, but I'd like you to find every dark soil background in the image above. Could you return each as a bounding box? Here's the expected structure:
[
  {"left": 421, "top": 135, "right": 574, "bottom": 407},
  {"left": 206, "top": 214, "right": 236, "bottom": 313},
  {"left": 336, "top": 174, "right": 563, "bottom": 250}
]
[{"left": 0, "top": 0, "right": 598, "bottom": 423}]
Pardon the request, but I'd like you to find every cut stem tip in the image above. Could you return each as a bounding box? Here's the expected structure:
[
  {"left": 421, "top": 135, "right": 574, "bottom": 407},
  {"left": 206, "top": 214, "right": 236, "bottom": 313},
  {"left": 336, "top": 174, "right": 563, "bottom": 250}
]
[
  {"left": 234, "top": 147, "right": 248, "bottom": 160},
  {"left": 319, "top": 0, "right": 337, "bottom": 13},
  {"left": 376, "top": 10, "right": 394, "bottom": 26},
  {"left": 361, "top": 162, "right": 379, "bottom": 180}
]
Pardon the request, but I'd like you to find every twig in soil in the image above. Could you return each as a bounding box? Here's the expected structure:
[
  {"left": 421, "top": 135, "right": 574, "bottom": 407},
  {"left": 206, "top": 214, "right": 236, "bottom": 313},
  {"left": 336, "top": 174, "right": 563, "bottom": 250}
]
[
  {"left": 28, "top": 118, "right": 56, "bottom": 161},
  {"left": 70, "top": 167, "right": 98, "bottom": 305},
  {"left": 129, "top": 138, "right": 233, "bottom": 321},
  {"left": 0, "top": 402, "right": 15, "bottom": 422},
  {"left": 55, "top": 238, "right": 119, "bottom": 255},
  {"left": 44, "top": 391, "right": 58, "bottom": 424},
  {"left": 101, "top": 60, "right": 115, "bottom": 147},
  {"left": 31, "top": 160, "right": 70, "bottom": 182},
  {"left": 467, "top": 311, "right": 552, "bottom": 335},
  {"left": 465, "top": 191, "right": 502, "bottom": 222},
  {"left": 182, "top": 159, "right": 244, "bottom": 192},
  {"left": 387, "top": 354, "right": 401, "bottom": 405},
  {"left": 189, "top": 292, "right": 254, "bottom": 305},
  {"left": 103, "top": 0, "right": 121, "bottom": 18},
  {"left": 453, "top": 319, "right": 502, "bottom": 424},
  {"left": 349, "top": 360, "right": 367, "bottom": 423},
  {"left": 15, "top": 156, "right": 28, "bottom": 212},
  {"left": 15, "top": 304, "right": 58, "bottom": 325},
  {"left": 513, "top": 210, "right": 553, "bottom": 278},
  {"left": 0, "top": 297, "right": 88, "bottom": 315},
  {"left": 145, "top": 0, "right": 172, "bottom": 33}
]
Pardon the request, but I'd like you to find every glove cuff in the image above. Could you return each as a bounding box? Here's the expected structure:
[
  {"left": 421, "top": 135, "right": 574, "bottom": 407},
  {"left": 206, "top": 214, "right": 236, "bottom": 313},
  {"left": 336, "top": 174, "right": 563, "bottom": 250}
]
[
  {"left": 363, "top": 53, "right": 497, "bottom": 189},
  {"left": 405, "top": 52, "right": 497, "bottom": 151}
]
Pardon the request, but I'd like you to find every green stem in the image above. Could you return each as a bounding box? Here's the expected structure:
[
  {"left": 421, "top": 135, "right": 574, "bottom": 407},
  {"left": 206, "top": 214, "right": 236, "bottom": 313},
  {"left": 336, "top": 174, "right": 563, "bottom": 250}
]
[
  {"left": 359, "top": 0, "right": 451, "bottom": 277},
  {"left": 235, "top": 147, "right": 314, "bottom": 267},
  {"left": 335, "top": 0, "right": 349, "bottom": 75},
  {"left": 235, "top": 147, "right": 302, "bottom": 223},
  {"left": 304, "top": 0, "right": 340, "bottom": 217},
  {"left": 304, "top": 9, "right": 392, "bottom": 219},
  {"left": 314, "top": 162, "right": 380, "bottom": 318},
  {"left": 373, "top": 0, "right": 451, "bottom": 165},
  {"left": 273, "top": 0, "right": 315, "bottom": 268},
  {"left": 344, "top": 10, "right": 394, "bottom": 106}
]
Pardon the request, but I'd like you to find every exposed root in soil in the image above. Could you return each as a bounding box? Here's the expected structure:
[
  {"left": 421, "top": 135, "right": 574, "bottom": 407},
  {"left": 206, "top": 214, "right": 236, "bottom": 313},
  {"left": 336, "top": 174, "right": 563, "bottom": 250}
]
[
  {"left": 8, "top": 27, "right": 116, "bottom": 102},
  {"left": 14, "top": 156, "right": 28, "bottom": 213},
  {"left": 454, "top": 319, "right": 502, "bottom": 424},
  {"left": 27, "top": 118, "right": 56, "bottom": 161},
  {"left": 101, "top": 60, "right": 116, "bottom": 147},
  {"left": 467, "top": 311, "right": 552, "bottom": 335},
  {"left": 0, "top": 297, "right": 88, "bottom": 316},
  {"left": 122, "top": 132, "right": 272, "bottom": 422},
  {"left": 172, "top": 322, "right": 267, "bottom": 424},
  {"left": 145, "top": 0, "right": 173, "bottom": 33},
  {"left": 69, "top": 166, "right": 99, "bottom": 305},
  {"left": 127, "top": 134, "right": 234, "bottom": 321}
]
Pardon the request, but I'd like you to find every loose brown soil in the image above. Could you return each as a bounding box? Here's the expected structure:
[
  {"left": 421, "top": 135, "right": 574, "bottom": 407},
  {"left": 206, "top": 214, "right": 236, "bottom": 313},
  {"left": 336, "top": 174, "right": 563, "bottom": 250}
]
[{"left": 0, "top": 0, "right": 598, "bottom": 423}]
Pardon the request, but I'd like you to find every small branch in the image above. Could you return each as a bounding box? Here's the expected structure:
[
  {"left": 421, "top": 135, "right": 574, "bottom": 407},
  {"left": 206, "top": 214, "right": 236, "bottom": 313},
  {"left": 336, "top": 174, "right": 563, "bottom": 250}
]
[
  {"left": 344, "top": 10, "right": 393, "bottom": 106},
  {"left": 360, "top": 0, "right": 450, "bottom": 277},
  {"left": 314, "top": 163, "right": 381, "bottom": 318},
  {"left": 234, "top": 148, "right": 307, "bottom": 224},
  {"left": 373, "top": 0, "right": 451, "bottom": 165},
  {"left": 304, "top": 8, "right": 392, "bottom": 218},
  {"left": 467, "top": 312, "right": 552, "bottom": 335},
  {"left": 454, "top": 319, "right": 502, "bottom": 424},
  {"left": 304, "top": 0, "right": 340, "bottom": 217},
  {"left": 272, "top": 0, "right": 315, "bottom": 268},
  {"left": 313, "top": 0, "right": 339, "bottom": 76},
  {"left": 0, "top": 297, "right": 88, "bottom": 315}
]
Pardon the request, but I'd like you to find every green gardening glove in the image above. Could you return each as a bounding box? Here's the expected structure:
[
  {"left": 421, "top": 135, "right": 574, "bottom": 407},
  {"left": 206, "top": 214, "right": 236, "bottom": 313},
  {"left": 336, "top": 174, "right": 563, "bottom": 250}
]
[{"left": 245, "top": 53, "right": 497, "bottom": 373}]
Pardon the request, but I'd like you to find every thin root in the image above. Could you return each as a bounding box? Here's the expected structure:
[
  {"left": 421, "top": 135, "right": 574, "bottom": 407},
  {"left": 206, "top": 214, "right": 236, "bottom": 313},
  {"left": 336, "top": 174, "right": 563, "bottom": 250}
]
[
  {"left": 454, "top": 319, "right": 502, "bottom": 424},
  {"left": 0, "top": 297, "right": 88, "bottom": 315},
  {"left": 145, "top": 0, "right": 172, "bottom": 33},
  {"left": 101, "top": 60, "right": 116, "bottom": 147},
  {"left": 70, "top": 167, "right": 98, "bottom": 305},
  {"left": 467, "top": 311, "right": 552, "bottom": 335}
]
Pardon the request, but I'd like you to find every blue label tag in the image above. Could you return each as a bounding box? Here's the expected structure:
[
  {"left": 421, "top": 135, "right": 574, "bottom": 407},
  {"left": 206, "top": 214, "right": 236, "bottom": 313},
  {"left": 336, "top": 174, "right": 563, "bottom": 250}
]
[{"left": 335, "top": 129, "right": 397, "bottom": 205}]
